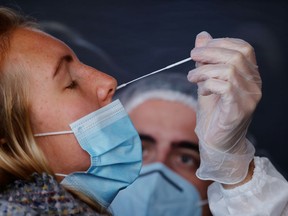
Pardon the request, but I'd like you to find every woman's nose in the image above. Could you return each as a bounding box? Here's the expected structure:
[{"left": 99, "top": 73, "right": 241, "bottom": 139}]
[{"left": 96, "top": 72, "right": 117, "bottom": 107}]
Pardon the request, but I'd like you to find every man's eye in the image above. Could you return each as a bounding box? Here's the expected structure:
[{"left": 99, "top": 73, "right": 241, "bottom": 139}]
[
  {"left": 172, "top": 153, "right": 199, "bottom": 169},
  {"left": 66, "top": 80, "right": 78, "bottom": 89},
  {"left": 180, "top": 154, "right": 195, "bottom": 165}
]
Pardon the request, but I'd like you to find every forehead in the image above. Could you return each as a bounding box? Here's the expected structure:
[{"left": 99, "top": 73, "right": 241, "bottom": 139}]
[
  {"left": 7, "top": 28, "right": 70, "bottom": 64},
  {"left": 131, "top": 99, "right": 196, "bottom": 118},
  {"left": 130, "top": 99, "right": 197, "bottom": 137},
  {"left": 130, "top": 99, "right": 196, "bottom": 130},
  {"left": 3, "top": 27, "right": 71, "bottom": 78},
  {"left": 11, "top": 28, "right": 62, "bottom": 50}
]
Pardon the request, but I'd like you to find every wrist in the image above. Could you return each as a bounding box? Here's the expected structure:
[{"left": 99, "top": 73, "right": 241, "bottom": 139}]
[{"left": 222, "top": 159, "right": 255, "bottom": 189}]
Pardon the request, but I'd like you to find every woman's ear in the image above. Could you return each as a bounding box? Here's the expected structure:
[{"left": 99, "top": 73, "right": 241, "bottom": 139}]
[{"left": 0, "top": 138, "right": 6, "bottom": 145}]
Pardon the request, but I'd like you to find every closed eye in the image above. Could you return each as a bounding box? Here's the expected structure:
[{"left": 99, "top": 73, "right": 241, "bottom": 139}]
[{"left": 66, "top": 80, "right": 78, "bottom": 89}]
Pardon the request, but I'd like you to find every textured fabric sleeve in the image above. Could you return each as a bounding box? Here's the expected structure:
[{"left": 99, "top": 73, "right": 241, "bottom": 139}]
[
  {"left": 207, "top": 156, "right": 288, "bottom": 216},
  {"left": 0, "top": 199, "right": 38, "bottom": 216}
]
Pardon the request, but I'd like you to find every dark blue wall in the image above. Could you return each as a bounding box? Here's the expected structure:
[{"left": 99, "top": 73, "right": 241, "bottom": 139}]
[{"left": 2, "top": 0, "right": 288, "bottom": 178}]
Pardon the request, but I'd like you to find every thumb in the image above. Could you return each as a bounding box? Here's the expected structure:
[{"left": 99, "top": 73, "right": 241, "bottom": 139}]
[
  {"left": 195, "top": 31, "right": 213, "bottom": 48},
  {"left": 193, "top": 31, "right": 213, "bottom": 68}
]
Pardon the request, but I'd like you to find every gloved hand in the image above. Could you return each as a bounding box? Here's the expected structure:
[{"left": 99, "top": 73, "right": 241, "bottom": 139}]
[{"left": 187, "top": 31, "right": 262, "bottom": 184}]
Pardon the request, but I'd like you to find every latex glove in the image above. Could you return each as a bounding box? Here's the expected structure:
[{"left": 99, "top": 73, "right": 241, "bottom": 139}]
[{"left": 187, "top": 31, "right": 262, "bottom": 184}]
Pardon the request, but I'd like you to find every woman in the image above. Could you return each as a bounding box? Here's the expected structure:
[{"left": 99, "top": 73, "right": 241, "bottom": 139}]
[{"left": 0, "top": 7, "right": 142, "bottom": 215}]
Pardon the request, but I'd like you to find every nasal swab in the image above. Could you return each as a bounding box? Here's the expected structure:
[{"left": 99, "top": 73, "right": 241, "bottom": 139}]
[{"left": 116, "top": 57, "right": 191, "bottom": 90}]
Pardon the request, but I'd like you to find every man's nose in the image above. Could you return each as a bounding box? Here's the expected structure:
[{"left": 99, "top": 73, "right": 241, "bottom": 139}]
[{"left": 154, "top": 145, "right": 171, "bottom": 166}]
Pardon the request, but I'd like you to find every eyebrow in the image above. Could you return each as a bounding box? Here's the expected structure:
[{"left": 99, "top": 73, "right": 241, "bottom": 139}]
[
  {"left": 139, "top": 134, "right": 156, "bottom": 143},
  {"left": 139, "top": 133, "right": 199, "bottom": 152},
  {"left": 172, "top": 141, "right": 199, "bottom": 153},
  {"left": 52, "top": 55, "right": 73, "bottom": 79}
]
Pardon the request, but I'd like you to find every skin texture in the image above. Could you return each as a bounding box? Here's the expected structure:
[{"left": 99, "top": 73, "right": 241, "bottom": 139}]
[
  {"left": 4, "top": 28, "right": 117, "bottom": 178},
  {"left": 129, "top": 99, "right": 212, "bottom": 215}
]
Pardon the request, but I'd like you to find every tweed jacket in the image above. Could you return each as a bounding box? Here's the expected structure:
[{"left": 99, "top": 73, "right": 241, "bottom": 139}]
[{"left": 0, "top": 172, "right": 102, "bottom": 215}]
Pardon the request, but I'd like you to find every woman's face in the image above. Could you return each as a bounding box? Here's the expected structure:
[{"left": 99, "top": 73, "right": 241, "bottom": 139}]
[{"left": 5, "top": 28, "right": 117, "bottom": 176}]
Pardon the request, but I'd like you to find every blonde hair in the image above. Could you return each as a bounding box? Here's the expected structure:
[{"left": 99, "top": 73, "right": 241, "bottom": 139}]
[
  {"left": 0, "top": 7, "right": 111, "bottom": 215},
  {"left": 0, "top": 6, "right": 50, "bottom": 185}
]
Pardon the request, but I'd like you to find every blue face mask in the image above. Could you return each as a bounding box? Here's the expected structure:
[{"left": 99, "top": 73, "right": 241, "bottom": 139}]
[
  {"left": 110, "top": 163, "right": 207, "bottom": 216},
  {"left": 34, "top": 99, "right": 142, "bottom": 207}
]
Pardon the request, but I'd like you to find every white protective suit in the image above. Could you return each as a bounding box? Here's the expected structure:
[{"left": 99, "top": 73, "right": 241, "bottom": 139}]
[{"left": 209, "top": 156, "right": 288, "bottom": 216}]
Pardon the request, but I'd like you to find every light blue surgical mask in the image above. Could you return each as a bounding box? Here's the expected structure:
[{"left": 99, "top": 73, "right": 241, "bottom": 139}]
[
  {"left": 34, "top": 99, "right": 142, "bottom": 207},
  {"left": 110, "top": 163, "right": 207, "bottom": 216}
]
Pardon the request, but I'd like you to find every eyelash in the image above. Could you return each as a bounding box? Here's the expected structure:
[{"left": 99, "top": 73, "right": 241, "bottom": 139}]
[{"left": 66, "top": 80, "right": 78, "bottom": 89}]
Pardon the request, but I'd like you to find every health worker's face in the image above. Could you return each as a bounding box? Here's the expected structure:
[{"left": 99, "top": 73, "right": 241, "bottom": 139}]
[
  {"left": 129, "top": 99, "right": 211, "bottom": 200},
  {"left": 5, "top": 28, "right": 117, "bottom": 177}
]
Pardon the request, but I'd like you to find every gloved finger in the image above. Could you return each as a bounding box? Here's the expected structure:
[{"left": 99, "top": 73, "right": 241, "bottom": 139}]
[
  {"left": 187, "top": 64, "right": 262, "bottom": 91},
  {"left": 196, "top": 80, "right": 245, "bottom": 134},
  {"left": 197, "top": 77, "right": 260, "bottom": 116},
  {"left": 195, "top": 31, "right": 213, "bottom": 47},
  {"left": 204, "top": 38, "right": 257, "bottom": 65},
  {"left": 190, "top": 46, "right": 259, "bottom": 82},
  {"left": 196, "top": 80, "right": 259, "bottom": 132},
  {"left": 188, "top": 64, "right": 238, "bottom": 83},
  {"left": 190, "top": 68, "right": 261, "bottom": 112},
  {"left": 194, "top": 31, "right": 213, "bottom": 68},
  {"left": 196, "top": 79, "right": 230, "bottom": 96}
]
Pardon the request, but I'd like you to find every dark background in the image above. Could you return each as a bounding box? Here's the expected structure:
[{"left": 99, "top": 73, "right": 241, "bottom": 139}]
[{"left": 2, "top": 0, "right": 287, "bottom": 178}]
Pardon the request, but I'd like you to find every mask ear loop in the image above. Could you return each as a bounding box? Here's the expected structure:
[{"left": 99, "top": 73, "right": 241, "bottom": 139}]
[
  {"left": 33, "top": 131, "right": 74, "bottom": 177},
  {"left": 196, "top": 199, "right": 209, "bottom": 207},
  {"left": 55, "top": 173, "right": 68, "bottom": 177},
  {"left": 34, "top": 131, "right": 74, "bottom": 137}
]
